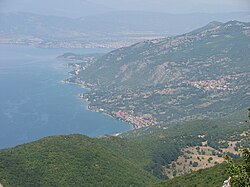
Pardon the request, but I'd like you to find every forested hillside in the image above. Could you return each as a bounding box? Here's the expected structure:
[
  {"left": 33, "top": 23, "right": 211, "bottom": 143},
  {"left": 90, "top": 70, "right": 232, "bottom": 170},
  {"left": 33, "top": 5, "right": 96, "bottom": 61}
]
[{"left": 0, "top": 118, "right": 248, "bottom": 186}]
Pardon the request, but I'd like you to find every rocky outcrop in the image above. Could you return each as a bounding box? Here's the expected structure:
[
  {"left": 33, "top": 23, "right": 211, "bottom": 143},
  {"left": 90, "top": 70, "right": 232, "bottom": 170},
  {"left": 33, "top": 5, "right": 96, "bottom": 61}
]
[{"left": 222, "top": 177, "right": 231, "bottom": 187}]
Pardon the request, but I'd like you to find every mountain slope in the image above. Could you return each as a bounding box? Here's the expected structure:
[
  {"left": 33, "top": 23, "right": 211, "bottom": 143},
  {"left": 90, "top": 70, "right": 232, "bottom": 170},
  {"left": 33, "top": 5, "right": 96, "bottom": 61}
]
[
  {"left": 75, "top": 20, "right": 250, "bottom": 126},
  {"left": 0, "top": 118, "right": 248, "bottom": 186},
  {"left": 152, "top": 162, "right": 228, "bottom": 187},
  {"left": 79, "top": 20, "right": 250, "bottom": 89},
  {"left": 0, "top": 135, "right": 158, "bottom": 187}
]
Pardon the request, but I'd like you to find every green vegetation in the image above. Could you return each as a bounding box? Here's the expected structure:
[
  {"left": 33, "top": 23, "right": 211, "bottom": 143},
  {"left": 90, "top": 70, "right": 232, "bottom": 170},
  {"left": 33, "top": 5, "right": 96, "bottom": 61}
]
[
  {"left": 0, "top": 135, "right": 158, "bottom": 187},
  {"left": 227, "top": 153, "right": 250, "bottom": 187},
  {"left": 0, "top": 118, "right": 248, "bottom": 186},
  {"left": 226, "top": 108, "right": 250, "bottom": 187},
  {"left": 192, "top": 162, "right": 199, "bottom": 167},
  {"left": 122, "top": 119, "right": 247, "bottom": 179},
  {"left": 152, "top": 163, "right": 228, "bottom": 187},
  {"left": 208, "top": 157, "right": 213, "bottom": 163}
]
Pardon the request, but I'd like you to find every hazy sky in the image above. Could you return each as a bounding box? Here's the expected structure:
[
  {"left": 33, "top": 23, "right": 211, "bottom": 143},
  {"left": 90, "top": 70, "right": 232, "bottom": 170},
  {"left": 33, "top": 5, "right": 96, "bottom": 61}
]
[
  {"left": 1, "top": 0, "right": 249, "bottom": 17},
  {"left": 97, "top": 0, "right": 250, "bottom": 13}
]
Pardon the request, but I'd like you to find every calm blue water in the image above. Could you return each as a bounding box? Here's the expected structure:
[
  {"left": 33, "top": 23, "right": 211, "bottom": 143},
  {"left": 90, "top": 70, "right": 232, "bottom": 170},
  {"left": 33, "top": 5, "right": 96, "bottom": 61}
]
[{"left": 0, "top": 44, "right": 131, "bottom": 149}]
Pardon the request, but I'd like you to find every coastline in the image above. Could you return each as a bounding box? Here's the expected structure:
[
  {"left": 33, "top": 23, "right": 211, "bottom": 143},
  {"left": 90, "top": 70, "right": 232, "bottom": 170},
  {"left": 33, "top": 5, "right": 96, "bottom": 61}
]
[
  {"left": 61, "top": 55, "right": 158, "bottom": 130},
  {"left": 78, "top": 94, "right": 136, "bottom": 129},
  {"left": 78, "top": 95, "right": 153, "bottom": 130},
  {"left": 62, "top": 62, "right": 135, "bottom": 130}
]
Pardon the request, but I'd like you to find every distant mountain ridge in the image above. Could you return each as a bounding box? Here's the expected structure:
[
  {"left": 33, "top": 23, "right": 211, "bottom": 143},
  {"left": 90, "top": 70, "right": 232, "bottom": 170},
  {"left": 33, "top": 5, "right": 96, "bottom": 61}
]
[
  {"left": 0, "top": 11, "right": 249, "bottom": 42},
  {"left": 1, "top": 0, "right": 114, "bottom": 18}
]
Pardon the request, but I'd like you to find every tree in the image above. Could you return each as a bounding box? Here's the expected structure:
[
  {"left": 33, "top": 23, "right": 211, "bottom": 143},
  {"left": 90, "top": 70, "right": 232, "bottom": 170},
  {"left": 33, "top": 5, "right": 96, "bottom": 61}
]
[
  {"left": 192, "top": 162, "right": 199, "bottom": 167},
  {"left": 226, "top": 108, "right": 250, "bottom": 187}
]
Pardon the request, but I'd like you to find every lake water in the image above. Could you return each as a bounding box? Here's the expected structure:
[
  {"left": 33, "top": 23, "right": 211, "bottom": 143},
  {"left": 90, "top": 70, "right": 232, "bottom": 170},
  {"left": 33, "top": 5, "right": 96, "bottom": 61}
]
[{"left": 0, "top": 44, "right": 131, "bottom": 149}]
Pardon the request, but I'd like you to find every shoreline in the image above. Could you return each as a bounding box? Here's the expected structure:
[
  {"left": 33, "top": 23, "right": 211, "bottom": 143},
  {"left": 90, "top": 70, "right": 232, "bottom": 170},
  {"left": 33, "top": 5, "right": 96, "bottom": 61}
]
[
  {"left": 62, "top": 63, "right": 135, "bottom": 130},
  {"left": 78, "top": 95, "right": 135, "bottom": 129},
  {"left": 62, "top": 58, "right": 158, "bottom": 130}
]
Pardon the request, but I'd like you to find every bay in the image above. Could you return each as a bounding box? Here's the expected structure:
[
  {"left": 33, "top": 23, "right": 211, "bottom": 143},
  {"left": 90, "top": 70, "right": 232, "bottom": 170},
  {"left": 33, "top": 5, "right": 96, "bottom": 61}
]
[{"left": 0, "top": 44, "right": 131, "bottom": 149}]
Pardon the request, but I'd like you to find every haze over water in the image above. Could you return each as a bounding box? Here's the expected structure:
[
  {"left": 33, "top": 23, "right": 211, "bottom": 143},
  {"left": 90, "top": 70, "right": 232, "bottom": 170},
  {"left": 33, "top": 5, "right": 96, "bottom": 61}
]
[{"left": 0, "top": 44, "right": 131, "bottom": 149}]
